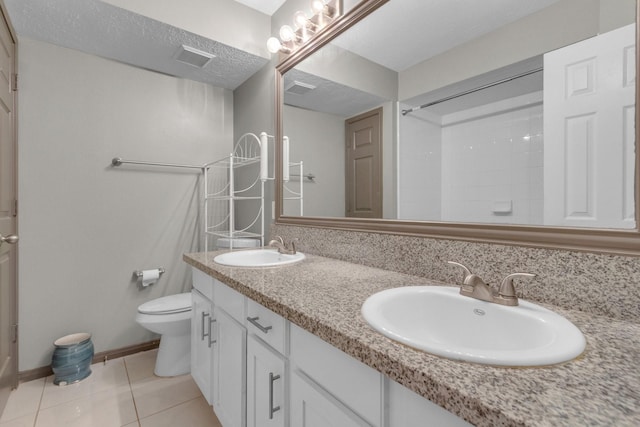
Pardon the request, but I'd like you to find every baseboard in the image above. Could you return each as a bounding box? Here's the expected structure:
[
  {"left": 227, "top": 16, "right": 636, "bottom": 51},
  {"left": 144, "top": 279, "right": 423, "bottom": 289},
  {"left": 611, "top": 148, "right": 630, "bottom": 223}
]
[{"left": 18, "top": 340, "right": 160, "bottom": 383}]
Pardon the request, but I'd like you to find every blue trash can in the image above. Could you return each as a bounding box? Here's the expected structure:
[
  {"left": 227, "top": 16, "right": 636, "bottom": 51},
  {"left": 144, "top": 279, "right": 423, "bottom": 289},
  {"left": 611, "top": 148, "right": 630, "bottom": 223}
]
[{"left": 51, "top": 333, "right": 94, "bottom": 385}]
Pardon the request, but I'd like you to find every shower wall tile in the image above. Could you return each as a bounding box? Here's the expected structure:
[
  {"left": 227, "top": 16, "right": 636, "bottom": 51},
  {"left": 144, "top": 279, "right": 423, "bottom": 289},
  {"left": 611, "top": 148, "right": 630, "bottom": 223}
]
[{"left": 399, "top": 92, "right": 544, "bottom": 225}]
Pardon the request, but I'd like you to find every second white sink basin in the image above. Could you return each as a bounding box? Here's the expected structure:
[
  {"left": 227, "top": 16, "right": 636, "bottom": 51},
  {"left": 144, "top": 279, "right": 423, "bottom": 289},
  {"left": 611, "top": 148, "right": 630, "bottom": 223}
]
[
  {"left": 361, "top": 286, "right": 586, "bottom": 367},
  {"left": 214, "top": 248, "right": 305, "bottom": 267}
]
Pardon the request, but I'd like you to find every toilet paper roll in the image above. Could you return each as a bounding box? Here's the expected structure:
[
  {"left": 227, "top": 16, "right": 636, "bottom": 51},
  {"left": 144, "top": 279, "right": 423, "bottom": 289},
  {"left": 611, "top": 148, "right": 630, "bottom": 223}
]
[{"left": 141, "top": 269, "right": 160, "bottom": 287}]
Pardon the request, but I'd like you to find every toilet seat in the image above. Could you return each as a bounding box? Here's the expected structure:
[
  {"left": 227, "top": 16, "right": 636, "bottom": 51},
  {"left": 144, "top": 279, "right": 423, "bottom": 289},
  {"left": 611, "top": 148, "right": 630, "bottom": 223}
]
[{"left": 138, "top": 293, "right": 192, "bottom": 315}]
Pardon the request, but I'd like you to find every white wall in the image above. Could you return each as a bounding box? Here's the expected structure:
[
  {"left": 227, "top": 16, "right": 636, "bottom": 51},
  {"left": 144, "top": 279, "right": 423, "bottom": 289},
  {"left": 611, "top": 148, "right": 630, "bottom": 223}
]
[{"left": 17, "top": 38, "right": 233, "bottom": 370}]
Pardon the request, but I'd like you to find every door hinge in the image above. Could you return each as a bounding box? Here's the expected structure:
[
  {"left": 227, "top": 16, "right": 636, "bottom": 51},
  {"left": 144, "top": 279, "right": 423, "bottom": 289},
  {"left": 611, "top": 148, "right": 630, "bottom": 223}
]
[
  {"left": 12, "top": 323, "right": 17, "bottom": 343},
  {"left": 11, "top": 73, "right": 17, "bottom": 92}
]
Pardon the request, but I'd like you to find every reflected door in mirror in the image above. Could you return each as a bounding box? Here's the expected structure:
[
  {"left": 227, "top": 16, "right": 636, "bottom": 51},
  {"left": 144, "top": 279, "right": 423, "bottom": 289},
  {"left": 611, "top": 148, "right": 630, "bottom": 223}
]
[{"left": 346, "top": 108, "right": 383, "bottom": 218}]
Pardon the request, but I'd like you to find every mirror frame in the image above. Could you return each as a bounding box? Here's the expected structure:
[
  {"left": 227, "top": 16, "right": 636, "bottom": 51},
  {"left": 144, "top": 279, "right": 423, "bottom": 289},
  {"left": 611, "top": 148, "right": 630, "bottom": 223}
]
[{"left": 274, "top": 0, "right": 640, "bottom": 257}]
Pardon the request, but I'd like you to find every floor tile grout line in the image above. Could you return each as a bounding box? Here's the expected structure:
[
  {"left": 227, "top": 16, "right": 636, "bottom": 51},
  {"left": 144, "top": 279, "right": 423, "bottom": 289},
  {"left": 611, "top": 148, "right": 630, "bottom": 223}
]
[
  {"left": 32, "top": 376, "right": 47, "bottom": 427},
  {"left": 0, "top": 377, "right": 45, "bottom": 426},
  {"left": 123, "top": 356, "right": 143, "bottom": 425},
  {"left": 36, "top": 360, "right": 128, "bottom": 413},
  {"left": 137, "top": 395, "right": 205, "bottom": 424}
]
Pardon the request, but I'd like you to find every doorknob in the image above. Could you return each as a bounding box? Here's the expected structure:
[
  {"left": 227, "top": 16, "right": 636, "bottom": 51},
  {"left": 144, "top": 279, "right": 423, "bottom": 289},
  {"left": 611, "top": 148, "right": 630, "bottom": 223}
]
[{"left": 0, "top": 234, "right": 18, "bottom": 244}]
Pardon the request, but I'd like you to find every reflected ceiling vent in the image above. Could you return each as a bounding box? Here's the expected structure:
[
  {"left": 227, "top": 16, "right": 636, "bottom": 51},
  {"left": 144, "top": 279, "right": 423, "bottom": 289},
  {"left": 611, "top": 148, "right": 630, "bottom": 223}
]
[
  {"left": 285, "top": 80, "right": 316, "bottom": 95},
  {"left": 174, "top": 45, "right": 216, "bottom": 68}
]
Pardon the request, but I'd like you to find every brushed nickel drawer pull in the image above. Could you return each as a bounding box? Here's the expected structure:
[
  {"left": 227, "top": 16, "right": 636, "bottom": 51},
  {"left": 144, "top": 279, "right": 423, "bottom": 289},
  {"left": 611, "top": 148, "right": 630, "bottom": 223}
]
[
  {"left": 247, "top": 316, "right": 272, "bottom": 334},
  {"left": 208, "top": 318, "right": 217, "bottom": 347},
  {"left": 269, "top": 372, "right": 281, "bottom": 419},
  {"left": 201, "top": 312, "right": 210, "bottom": 341}
]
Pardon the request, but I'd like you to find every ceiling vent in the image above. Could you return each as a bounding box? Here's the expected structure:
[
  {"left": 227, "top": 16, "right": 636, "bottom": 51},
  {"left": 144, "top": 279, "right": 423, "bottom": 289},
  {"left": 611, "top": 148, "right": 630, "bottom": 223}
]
[
  {"left": 174, "top": 45, "right": 216, "bottom": 68},
  {"left": 285, "top": 80, "right": 316, "bottom": 95}
]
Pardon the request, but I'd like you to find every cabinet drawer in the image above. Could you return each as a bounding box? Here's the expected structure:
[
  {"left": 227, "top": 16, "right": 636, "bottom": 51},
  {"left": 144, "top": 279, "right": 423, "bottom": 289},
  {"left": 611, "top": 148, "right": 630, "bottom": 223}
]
[
  {"left": 246, "top": 299, "right": 288, "bottom": 355},
  {"left": 213, "top": 278, "right": 246, "bottom": 323},
  {"left": 192, "top": 267, "right": 213, "bottom": 300},
  {"left": 290, "top": 324, "right": 382, "bottom": 427}
]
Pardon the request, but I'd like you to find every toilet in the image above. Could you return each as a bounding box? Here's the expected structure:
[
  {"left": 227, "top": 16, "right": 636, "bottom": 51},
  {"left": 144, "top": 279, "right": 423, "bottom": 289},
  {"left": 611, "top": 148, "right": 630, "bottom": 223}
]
[{"left": 135, "top": 292, "right": 192, "bottom": 377}]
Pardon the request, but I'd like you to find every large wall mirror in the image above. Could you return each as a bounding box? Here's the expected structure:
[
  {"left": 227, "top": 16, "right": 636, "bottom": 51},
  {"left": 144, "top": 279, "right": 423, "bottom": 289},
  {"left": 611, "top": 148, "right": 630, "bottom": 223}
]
[{"left": 275, "top": 0, "right": 640, "bottom": 256}]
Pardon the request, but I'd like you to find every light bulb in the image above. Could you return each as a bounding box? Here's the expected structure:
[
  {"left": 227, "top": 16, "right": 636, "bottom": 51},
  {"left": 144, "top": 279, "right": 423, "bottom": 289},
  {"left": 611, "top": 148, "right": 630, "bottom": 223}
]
[
  {"left": 266, "top": 37, "right": 282, "bottom": 53},
  {"left": 311, "top": 0, "right": 324, "bottom": 14},
  {"left": 279, "top": 25, "right": 295, "bottom": 42},
  {"left": 294, "top": 11, "right": 308, "bottom": 27}
]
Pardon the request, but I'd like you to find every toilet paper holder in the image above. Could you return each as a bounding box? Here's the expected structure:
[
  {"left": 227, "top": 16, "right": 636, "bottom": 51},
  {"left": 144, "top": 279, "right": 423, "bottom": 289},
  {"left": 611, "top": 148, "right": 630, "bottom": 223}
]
[{"left": 134, "top": 268, "right": 165, "bottom": 278}]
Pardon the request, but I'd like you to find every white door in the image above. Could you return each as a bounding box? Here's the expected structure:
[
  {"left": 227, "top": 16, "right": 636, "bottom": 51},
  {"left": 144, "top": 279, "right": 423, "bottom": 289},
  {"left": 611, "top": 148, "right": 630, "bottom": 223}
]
[
  {"left": 191, "top": 290, "right": 213, "bottom": 405},
  {"left": 544, "top": 23, "right": 636, "bottom": 228},
  {"left": 0, "top": 6, "right": 17, "bottom": 414},
  {"left": 212, "top": 307, "right": 247, "bottom": 427},
  {"left": 246, "top": 335, "right": 286, "bottom": 427}
]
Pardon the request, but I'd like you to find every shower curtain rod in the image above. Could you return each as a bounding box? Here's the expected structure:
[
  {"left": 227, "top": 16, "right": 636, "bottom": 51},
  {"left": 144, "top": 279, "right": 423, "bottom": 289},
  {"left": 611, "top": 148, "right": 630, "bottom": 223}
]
[
  {"left": 401, "top": 67, "right": 543, "bottom": 116},
  {"left": 111, "top": 157, "right": 204, "bottom": 170}
]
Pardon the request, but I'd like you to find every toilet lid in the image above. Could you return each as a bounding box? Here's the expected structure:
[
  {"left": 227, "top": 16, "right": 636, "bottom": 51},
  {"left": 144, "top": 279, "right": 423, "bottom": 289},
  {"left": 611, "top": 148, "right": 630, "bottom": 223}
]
[{"left": 138, "top": 293, "right": 192, "bottom": 315}]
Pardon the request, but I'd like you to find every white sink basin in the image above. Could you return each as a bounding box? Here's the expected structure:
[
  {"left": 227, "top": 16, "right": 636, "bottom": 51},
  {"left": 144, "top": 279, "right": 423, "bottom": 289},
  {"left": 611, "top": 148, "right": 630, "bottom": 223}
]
[
  {"left": 213, "top": 248, "right": 305, "bottom": 267},
  {"left": 361, "top": 286, "right": 586, "bottom": 367}
]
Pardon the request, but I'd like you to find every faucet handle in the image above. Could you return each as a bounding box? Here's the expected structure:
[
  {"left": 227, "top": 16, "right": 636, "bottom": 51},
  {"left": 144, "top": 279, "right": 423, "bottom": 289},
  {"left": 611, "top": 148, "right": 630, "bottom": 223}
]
[
  {"left": 447, "top": 261, "right": 473, "bottom": 284},
  {"left": 447, "top": 261, "right": 484, "bottom": 295},
  {"left": 497, "top": 273, "right": 536, "bottom": 304},
  {"left": 288, "top": 238, "right": 298, "bottom": 253}
]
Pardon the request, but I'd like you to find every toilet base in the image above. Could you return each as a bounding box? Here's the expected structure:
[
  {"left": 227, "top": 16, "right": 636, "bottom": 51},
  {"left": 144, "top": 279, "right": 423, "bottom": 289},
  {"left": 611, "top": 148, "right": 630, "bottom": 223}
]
[{"left": 155, "top": 333, "right": 190, "bottom": 377}]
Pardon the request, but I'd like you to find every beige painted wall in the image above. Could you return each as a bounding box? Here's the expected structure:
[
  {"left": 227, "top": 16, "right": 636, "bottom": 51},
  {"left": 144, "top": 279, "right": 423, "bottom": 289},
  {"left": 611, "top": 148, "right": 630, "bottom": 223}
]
[
  {"left": 283, "top": 105, "right": 345, "bottom": 217},
  {"left": 399, "top": 0, "right": 636, "bottom": 101},
  {"left": 232, "top": 61, "right": 277, "bottom": 240},
  {"left": 17, "top": 38, "right": 233, "bottom": 370}
]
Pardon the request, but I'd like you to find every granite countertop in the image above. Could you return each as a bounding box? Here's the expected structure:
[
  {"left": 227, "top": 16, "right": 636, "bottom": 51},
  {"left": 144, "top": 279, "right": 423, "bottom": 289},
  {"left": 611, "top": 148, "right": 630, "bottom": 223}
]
[{"left": 184, "top": 251, "right": 640, "bottom": 427}]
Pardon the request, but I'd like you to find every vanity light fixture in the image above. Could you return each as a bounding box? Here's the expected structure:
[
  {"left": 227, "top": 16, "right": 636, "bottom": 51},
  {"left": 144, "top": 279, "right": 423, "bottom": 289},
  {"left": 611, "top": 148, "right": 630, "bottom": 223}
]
[{"left": 267, "top": 0, "right": 342, "bottom": 54}]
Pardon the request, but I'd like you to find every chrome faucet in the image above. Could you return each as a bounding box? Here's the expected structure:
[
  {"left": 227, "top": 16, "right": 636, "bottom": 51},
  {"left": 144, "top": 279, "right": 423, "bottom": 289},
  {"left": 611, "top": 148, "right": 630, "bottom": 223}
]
[
  {"left": 268, "top": 236, "right": 298, "bottom": 255},
  {"left": 447, "top": 261, "right": 535, "bottom": 306}
]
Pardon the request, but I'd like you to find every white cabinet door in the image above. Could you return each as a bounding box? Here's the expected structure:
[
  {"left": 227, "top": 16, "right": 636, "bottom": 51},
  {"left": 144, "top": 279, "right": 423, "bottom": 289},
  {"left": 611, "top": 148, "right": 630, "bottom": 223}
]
[
  {"left": 213, "top": 307, "right": 247, "bottom": 427},
  {"left": 191, "top": 289, "right": 214, "bottom": 405},
  {"left": 290, "top": 324, "right": 381, "bottom": 426},
  {"left": 290, "top": 371, "right": 371, "bottom": 427},
  {"left": 387, "top": 379, "right": 472, "bottom": 427},
  {"left": 247, "top": 335, "right": 286, "bottom": 427}
]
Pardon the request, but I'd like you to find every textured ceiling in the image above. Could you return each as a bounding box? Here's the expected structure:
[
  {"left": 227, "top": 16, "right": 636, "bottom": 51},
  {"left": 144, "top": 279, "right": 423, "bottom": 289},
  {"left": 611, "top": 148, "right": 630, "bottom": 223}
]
[
  {"left": 4, "top": 0, "right": 269, "bottom": 90},
  {"left": 284, "top": 68, "right": 387, "bottom": 117}
]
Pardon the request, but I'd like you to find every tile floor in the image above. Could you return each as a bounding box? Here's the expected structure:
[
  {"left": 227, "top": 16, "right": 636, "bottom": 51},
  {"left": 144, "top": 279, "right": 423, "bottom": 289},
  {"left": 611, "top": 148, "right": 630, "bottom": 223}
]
[{"left": 0, "top": 349, "right": 222, "bottom": 427}]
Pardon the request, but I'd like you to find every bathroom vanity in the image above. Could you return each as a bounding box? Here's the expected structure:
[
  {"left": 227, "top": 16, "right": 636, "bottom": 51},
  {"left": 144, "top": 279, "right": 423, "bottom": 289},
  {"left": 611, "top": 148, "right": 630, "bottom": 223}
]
[{"left": 184, "top": 251, "right": 640, "bottom": 427}]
